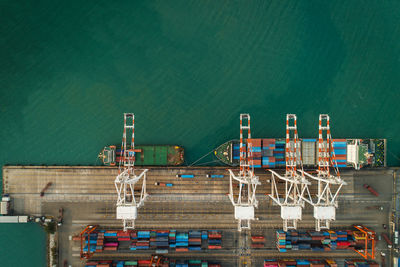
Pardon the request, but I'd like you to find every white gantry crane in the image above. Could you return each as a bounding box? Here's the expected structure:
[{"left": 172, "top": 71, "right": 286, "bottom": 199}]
[
  {"left": 228, "top": 114, "right": 261, "bottom": 231},
  {"left": 268, "top": 114, "right": 312, "bottom": 231},
  {"left": 301, "top": 114, "right": 347, "bottom": 231},
  {"left": 114, "top": 113, "right": 148, "bottom": 231}
]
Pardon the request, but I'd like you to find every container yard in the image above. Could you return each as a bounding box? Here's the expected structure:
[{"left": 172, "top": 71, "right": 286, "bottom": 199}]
[{"left": 1, "top": 113, "right": 398, "bottom": 267}]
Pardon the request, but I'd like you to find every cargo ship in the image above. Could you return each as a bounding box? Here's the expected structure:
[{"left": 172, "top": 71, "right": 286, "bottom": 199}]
[
  {"left": 99, "top": 145, "right": 184, "bottom": 166},
  {"left": 214, "top": 138, "right": 386, "bottom": 169}
]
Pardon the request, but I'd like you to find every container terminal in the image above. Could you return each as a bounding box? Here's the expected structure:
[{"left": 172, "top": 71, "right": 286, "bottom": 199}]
[{"left": 1, "top": 113, "right": 398, "bottom": 267}]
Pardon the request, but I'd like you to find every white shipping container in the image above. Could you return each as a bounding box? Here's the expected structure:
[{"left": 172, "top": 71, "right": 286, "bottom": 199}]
[
  {"left": 0, "top": 216, "right": 19, "bottom": 223},
  {"left": 18, "top": 216, "right": 28, "bottom": 223}
]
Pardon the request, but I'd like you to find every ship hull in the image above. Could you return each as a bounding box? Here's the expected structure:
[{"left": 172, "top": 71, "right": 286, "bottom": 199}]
[
  {"left": 99, "top": 145, "right": 184, "bottom": 166},
  {"left": 214, "top": 138, "right": 386, "bottom": 169}
]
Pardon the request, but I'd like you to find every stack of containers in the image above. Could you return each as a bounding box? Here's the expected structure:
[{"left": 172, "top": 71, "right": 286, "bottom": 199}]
[
  {"left": 276, "top": 230, "right": 359, "bottom": 252},
  {"left": 208, "top": 230, "right": 222, "bottom": 249},
  {"left": 138, "top": 259, "right": 152, "bottom": 267},
  {"left": 104, "top": 241, "right": 118, "bottom": 251},
  {"left": 263, "top": 259, "right": 339, "bottom": 267},
  {"left": 310, "top": 259, "right": 328, "bottom": 267},
  {"left": 96, "top": 231, "right": 104, "bottom": 252},
  {"left": 273, "top": 140, "right": 286, "bottom": 167},
  {"left": 251, "top": 235, "right": 265, "bottom": 248},
  {"left": 353, "top": 230, "right": 366, "bottom": 247},
  {"left": 332, "top": 139, "right": 347, "bottom": 168},
  {"left": 189, "top": 230, "right": 202, "bottom": 251},
  {"left": 249, "top": 139, "right": 262, "bottom": 167},
  {"left": 296, "top": 260, "right": 310, "bottom": 266},
  {"left": 201, "top": 230, "right": 208, "bottom": 241},
  {"left": 85, "top": 260, "right": 112, "bottom": 267},
  {"left": 117, "top": 230, "right": 130, "bottom": 241},
  {"left": 169, "top": 230, "right": 176, "bottom": 248},
  {"left": 263, "top": 260, "right": 278, "bottom": 267},
  {"left": 321, "top": 231, "right": 331, "bottom": 247},
  {"left": 136, "top": 231, "right": 150, "bottom": 250},
  {"left": 154, "top": 230, "right": 169, "bottom": 253},
  {"left": 176, "top": 231, "right": 189, "bottom": 252},
  {"left": 233, "top": 143, "right": 240, "bottom": 160},
  {"left": 103, "top": 231, "right": 117, "bottom": 251},
  {"left": 130, "top": 230, "right": 137, "bottom": 250},
  {"left": 276, "top": 230, "right": 286, "bottom": 252},
  {"left": 124, "top": 261, "right": 138, "bottom": 266},
  {"left": 325, "top": 259, "right": 338, "bottom": 267},
  {"left": 261, "top": 139, "right": 276, "bottom": 168},
  {"left": 344, "top": 260, "right": 379, "bottom": 267},
  {"left": 83, "top": 232, "right": 98, "bottom": 253}
]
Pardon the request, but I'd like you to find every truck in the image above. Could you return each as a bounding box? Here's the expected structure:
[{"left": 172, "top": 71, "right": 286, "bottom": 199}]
[
  {"left": 40, "top": 182, "right": 52, "bottom": 197},
  {"left": 155, "top": 182, "right": 173, "bottom": 187},
  {"left": 206, "top": 174, "right": 224, "bottom": 178},
  {"left": 365, "top": 206, "right": 384, "bottom": 211},
  {"left": 382, "top": 233, "right": 392, "bottom": 248},
  {"left": 176, "top": 174, "right": 194, "bottom": 178},
  {"left": 363, "top": 184, "right": 379, "bottom": 197},
  {"left": 57, "top": 208, "right": 63, "bottom": 226}
]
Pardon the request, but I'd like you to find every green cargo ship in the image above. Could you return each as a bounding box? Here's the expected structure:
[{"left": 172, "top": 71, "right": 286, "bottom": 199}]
[{"left": 99, "top": 145, "right": 184, "bottom": 166}]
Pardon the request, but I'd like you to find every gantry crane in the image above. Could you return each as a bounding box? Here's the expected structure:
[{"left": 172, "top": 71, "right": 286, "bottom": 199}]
[
  {"left": 114, "top": 113, "right": 148, "bottom": 231},
  {"left": 80, "top": 225, "right": 98, "bottom": 259},
  {"left": 268, "top": 114, "right": 312, "bottom": 231},
  {"left": 352, "top": 225, "right": 376, "bottom": 260},
  {"left": 228, "top": 114, "right": 261, "bottom": 231},
  {"left": 301, "top": 114, "right": 347, "bottom": 231}
]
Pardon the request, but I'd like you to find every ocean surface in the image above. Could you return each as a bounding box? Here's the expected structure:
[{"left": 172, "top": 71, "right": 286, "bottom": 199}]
[{"left": 1, "top": 1, "right": 400, "bottom": 266}]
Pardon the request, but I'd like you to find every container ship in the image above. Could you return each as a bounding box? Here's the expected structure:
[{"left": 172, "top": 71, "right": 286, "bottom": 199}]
[
  {"left": 214, "top": 138, "right": 386, "bottom": 169},
  {"left": 99, "top": 145, "right": 184, "bottom": 166}
]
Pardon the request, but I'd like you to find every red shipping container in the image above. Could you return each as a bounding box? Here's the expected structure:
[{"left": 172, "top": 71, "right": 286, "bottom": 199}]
[
  {"left": 333, "top": 139, "right": 347, "bottom": 142},
  {"left": 103, "top": 246, "right": 117, "bottom": 251},
  {"left": 248, "top": 138, "right": 262, "bottom": 146},
  {"left": 175, "top": 247, "right": 188, "bottom": 252},
  {"left": 208, "top": 234, "right": 222, "bottom": 239}
]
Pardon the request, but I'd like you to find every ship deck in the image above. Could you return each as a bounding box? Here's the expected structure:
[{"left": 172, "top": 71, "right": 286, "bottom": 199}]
[{"left": 2, "top": 166, "right": 396, "bottom": 266}]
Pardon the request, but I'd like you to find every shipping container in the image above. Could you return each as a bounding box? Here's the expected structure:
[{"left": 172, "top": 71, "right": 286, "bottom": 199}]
[{"left": 177, "top": 174, "right": 194, "bottom": 178}]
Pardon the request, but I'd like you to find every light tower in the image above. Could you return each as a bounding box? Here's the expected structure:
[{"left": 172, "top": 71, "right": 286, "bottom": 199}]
[
  {"left": 228, "top": 114, "right": 260, "bottom": 231},
  {"left": 268, "top": 114, "right": 312, "bottom": 231},
  {"left": 114, "top": 113, "right": 148, "bottom": 231},
  {"left": 301, "top": 114, "right": 347, "bottom": 231}
]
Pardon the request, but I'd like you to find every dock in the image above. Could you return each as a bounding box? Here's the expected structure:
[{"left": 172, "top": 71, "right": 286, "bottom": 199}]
[{"left": 2, "top": 165, "right": 396, "bottom": 266}]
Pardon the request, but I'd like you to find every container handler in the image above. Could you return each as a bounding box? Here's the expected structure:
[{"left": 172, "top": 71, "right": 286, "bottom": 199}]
[
  {"left": 363, "top": 184, "right": 379, "bottom": 197},
  {"left": 40, "top": 182, "right": 52, "bottom": 197}
]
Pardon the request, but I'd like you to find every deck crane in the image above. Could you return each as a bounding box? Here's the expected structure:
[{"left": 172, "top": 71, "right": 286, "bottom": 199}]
[
  {"left": 114, "top": 113, "right": 148, "bottom": 231},
  {"left": 268, "top": 114, "right": 312, "bottom": 231},
  {"left": 301, "top": 114, "right": 347, "bottom": 231},
  {"left": 228, "top": 114, "right": 261, "bottom": 231}
]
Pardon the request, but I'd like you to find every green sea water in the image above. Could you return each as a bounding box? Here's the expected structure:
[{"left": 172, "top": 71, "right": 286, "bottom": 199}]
[{"left": 1, "top": 1, "right": 400, "bottom": 266}]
